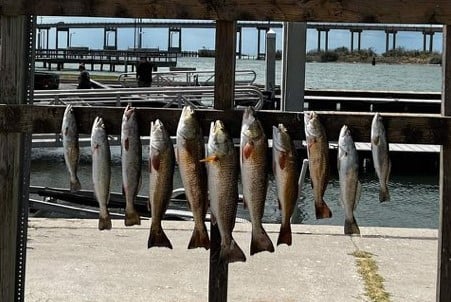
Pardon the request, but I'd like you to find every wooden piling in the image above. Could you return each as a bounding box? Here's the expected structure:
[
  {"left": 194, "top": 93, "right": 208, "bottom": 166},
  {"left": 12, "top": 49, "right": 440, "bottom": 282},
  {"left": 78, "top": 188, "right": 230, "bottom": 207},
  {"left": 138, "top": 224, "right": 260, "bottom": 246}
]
[
  {"left": 438, "top": 24, "right": 451, "bottom": 302},
  {"left": 208, "top": 20, "right": 236, "bottom": 302},
  {"left": 0, "top": 15, "right": 32, "bottom": 302}
]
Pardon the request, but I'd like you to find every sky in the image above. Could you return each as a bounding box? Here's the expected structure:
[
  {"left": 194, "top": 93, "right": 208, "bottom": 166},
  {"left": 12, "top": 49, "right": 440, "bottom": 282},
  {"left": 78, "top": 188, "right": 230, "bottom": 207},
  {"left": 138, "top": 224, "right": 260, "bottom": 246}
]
[{"left": 38, "top": 17, "right": 443, "bottom": 55}]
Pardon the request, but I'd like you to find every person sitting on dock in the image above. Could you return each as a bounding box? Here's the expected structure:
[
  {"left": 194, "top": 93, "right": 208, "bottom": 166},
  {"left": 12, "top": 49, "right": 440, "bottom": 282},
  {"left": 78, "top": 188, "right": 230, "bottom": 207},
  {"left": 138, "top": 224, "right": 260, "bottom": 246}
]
[
  {"left": 136, "top": 57, "right": 153, "bottom": 87},
  {"left": 77, "top": 64, "right": 92, "bottom": 89}
]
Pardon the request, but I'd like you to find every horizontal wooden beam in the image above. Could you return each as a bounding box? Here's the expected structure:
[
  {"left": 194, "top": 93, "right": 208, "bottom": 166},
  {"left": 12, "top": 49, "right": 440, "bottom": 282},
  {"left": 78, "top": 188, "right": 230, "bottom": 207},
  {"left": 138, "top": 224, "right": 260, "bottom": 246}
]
[
  {"left": 3, "top": 1, "right": 451, "bottom": 24},
  {"left": 2, "top": 104, "right": 450, "bottom": 145}
]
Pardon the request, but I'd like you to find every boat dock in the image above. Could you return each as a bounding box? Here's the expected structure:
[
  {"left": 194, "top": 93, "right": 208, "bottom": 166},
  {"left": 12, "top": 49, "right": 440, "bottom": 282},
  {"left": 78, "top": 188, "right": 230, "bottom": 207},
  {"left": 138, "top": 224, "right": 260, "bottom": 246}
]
[{"left": 25, "top": 218, "right": 437, "bottom": 302}]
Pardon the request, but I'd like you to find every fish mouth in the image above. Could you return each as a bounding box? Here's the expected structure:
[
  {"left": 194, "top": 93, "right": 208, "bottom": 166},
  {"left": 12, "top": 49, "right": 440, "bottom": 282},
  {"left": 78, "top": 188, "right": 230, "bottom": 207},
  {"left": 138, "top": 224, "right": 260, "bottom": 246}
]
[
  {"left": 94, "top": 116, "right": 104, "bottom": 128},
  {"left": 181, "top": 105, "right": 195, "bottom": 117},
  {"left": 213, "top": 120, "right": 225, "bottom": 132},
  {"left": 340, "top": 125, "right": 350, "bottom": 138},
  {"left": 243, "top": 106, "right": 256, "bottom": 121},
  {"left": 64, "top": 104, "right": 73, "bottom": 115},
  {"left": 151, "top": 119, "right": 164, "bottom": 132},
  {"left": 124, "top": 105, "right": 135, "bottom": 120}
]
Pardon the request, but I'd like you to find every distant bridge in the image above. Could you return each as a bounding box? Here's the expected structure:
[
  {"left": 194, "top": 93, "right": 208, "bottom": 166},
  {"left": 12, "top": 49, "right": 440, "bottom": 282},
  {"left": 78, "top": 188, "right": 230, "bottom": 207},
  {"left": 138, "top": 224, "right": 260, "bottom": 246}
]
[{"left": 35, "top": 21, "right": 443, "bottom": 61}]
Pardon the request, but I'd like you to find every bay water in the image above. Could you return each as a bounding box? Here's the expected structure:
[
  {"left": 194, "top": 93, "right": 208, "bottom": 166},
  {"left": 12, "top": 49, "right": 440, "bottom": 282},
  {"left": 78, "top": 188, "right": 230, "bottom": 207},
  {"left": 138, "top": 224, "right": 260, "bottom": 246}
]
[{"left": 32, "top": 58, "right": 442, "bottom": 229}]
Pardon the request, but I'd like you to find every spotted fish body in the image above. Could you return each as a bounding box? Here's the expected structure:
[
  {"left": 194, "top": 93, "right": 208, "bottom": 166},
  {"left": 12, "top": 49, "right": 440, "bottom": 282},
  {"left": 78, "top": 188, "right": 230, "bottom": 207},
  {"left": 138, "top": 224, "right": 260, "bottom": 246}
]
[
  {"left": 204, "top": 120, "right": 246, "bottom": 263},
  {"left": 176, "top": 106, "right": 210, "bottom": 249},
  {"left": 338, "top": 125, "right": 361, "bottom": 235},
  {"left": 371, "top": 113, "right": 391, "bottom": 202},
  {"left": 148, "top": 119, "right": 174, "bottom": 249},
  {"left": 61, "top": 104, "right": 81, "bottom": 192},
  {"left": 240, "top": 107, "right": 274, "bottom": 255},
  {"left": 304, "top": 111, "right": 332, "bottom": 219},
  {"left": 91, "top": 116, "right": 112, "bottom": 230},
  {"left": 121, "top": 105, "right": 141, "bottom": 226},
  {"left": 272, "top": 124, "right": 299, "bottom": 246}
]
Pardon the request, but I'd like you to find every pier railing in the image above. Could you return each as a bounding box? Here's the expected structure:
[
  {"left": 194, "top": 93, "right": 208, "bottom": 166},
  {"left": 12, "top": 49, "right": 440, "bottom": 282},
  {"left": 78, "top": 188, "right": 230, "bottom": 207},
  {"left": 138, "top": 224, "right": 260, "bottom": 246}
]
[{"left": 117, "top": 69, "right": 257, "bottom": 87}]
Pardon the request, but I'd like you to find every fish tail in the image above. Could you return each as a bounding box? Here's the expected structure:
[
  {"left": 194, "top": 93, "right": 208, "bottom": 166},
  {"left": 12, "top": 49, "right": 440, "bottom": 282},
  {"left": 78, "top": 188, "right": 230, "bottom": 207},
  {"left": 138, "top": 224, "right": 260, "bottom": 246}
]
[
  {"left": 148, "top": 226, "right": 173, "bottom": 249},
  {"left": 220, "top": 239, "right": 246, "bottom": 263},
  {"left": 277, "top": 222, "right": 292, "bottom": 246},
  {"left": 98, "top": 215, "right": 112, "bottom": 230},
  {"left": 344, "top": 217, "right": 360, "bottom": 235},
  {"left": 124, "top": 209, "right": 141, "bottom": 226},
  {"left": 250, "top": 226, "right": 275, "bottom": 255},
  {"left": 188, "top": 223, "right": 210, "bottom": 250},
  {"left": 379, "top": 186, "right": 390, "bottom": 203},
  {"left": 70, "top": 176, "right": 81, "bottom": 192},
  {"left": 315, "top": 200, "right": 333, "bottom": 219}
]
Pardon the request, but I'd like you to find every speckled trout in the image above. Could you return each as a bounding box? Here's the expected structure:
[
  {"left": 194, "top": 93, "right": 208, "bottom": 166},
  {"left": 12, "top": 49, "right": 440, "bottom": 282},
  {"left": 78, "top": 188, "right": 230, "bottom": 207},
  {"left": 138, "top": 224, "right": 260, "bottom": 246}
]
[
  {"left": 304, "top": 111, "right": 332, "bottom": 219},
  {"left": 121, "top": 105, "right": 141, "bottom": 226},
  {"left": 202, "top": 120, "right": 246, "bottom": 263},
  {"left": 272, "top": 124, "right": 299, "bottom": 246},
  {"left": 176, "top": 106, "right": 210, "bottom": 249},
  {"left": 338, "top": 125, "right": 361, "bottom": 235},
  {"left": 148, "top": 119, "right": 174, "bottom": 249},
  {"left": 240, "top": 107, "right": 274, "bottom": 255},
  {"left": 91, "top": 117, "right": 112, "bottom": 230},
  {"left": 371, "top": 113, "right": 391, "bottom": 202},
  {"left": 61, "top": 104, "right": 81, "bottom": 192}
]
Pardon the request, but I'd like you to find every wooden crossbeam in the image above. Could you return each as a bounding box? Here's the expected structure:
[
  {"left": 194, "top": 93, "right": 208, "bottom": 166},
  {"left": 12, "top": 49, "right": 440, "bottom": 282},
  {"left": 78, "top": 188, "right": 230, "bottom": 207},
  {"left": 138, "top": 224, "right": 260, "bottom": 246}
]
[
  {"left": 3, "top": 1, "right": 451, "bottom": 24},
  {"left": 2, "top": 105, "right": 451, "bottom": 145}
]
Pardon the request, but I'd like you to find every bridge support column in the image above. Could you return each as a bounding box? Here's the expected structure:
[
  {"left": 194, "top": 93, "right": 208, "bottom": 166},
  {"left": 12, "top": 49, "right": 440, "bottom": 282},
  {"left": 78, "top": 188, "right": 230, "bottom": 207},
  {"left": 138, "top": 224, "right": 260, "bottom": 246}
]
[
  {"left": 168, "top": 27, "right": 181, "bottom": 53},
  {"left": 104, "top": 27, "right": 118, "bottom": 50},
  {"left": 265, "top": 29, "right": 276, "bottom": 93},
  {"left": 317, "top": 29, "right": 330, "bottom": 52},
  {"left": 281, "top": 22, "right": 306, "bottom": 111},
  {"left": 256, "top": 26, "right": 268, "bottom": 60},
  {"left": 385, "top": 30, "right": 397, "bottom": 53}
]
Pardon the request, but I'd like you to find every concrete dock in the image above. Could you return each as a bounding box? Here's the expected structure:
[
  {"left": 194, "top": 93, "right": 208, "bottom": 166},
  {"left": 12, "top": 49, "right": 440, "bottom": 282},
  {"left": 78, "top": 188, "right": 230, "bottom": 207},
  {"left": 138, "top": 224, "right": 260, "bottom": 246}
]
[{"left": 25, "top": 218, "right": 437, "bottom": 302}]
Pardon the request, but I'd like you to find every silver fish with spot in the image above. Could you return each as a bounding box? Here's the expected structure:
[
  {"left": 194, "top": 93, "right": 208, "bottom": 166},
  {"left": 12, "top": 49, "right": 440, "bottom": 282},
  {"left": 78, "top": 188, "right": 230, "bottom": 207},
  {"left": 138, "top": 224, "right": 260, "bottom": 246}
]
[
  {"left": 371, "top": 113, "right": 391, "bottom": 202},
  {"left": 61, "top": 104, "right": 81, "bottom": 192}
]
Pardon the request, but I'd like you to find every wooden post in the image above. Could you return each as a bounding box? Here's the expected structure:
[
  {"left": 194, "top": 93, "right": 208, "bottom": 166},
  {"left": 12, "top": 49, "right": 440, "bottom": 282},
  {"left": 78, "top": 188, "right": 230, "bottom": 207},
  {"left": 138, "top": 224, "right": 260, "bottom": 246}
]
[
  {"left": 0, "top": 15, "right": 33, "bottom": 302},
  {"left": 209, "top": 20, "right": 236, "bottom": 302},
  {"left": 438, "top": 25, "right": 451, "bottom": 302},
  {"left": 214, "top": 20, "right": 236, "bottom": 110}
]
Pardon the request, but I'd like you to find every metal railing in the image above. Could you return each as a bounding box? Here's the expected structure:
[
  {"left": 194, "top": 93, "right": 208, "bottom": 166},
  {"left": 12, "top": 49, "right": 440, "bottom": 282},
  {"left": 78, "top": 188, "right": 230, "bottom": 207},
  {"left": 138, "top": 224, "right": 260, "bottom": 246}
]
[
  {"left": 117, "top": 69, "right": 257, "bottom": 87},
  {"left": 34, "top": 85, "right": 265, "bottom": 110}
]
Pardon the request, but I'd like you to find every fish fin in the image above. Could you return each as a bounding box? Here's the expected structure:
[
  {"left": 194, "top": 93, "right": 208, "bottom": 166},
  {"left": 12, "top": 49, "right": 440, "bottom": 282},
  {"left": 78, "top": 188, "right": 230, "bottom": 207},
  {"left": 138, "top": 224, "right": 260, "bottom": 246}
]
[
  {"left": 98, "top": 215, "right": 112, "bottom": 231},
  {"left": 278, "top": 152, "right": 287, "bottom": 170},
  {"left": 151, "top": 151, "right": 161, "bottom": 171},
  {"left": 148, "top": 226, "right": 173, "bottom": 249},
  {"left": 243, "top": 142, "right": 254, "bottom": 160},
  {"left": 70, "top": 177, "right": 81, "bottom": 192},
  {"left": 187, "top": 224, "right": 210, "bottom": 250},
  {"left": 379, "top": 185, "right": 390, "bottom": 202},
  {"left": 210, "top": 213, "right": 217, "bottom": 225},
  {"left": 220, "top": 239, "right": 246, "bottom": 263},
  {"left": 124, "top": 209, "right": 141, "bottom": 226},
  {"left": 200, "top": 155, "right": 218, "bottom": 163},
  {"left": 242, "top": 197, "right": 247, "bottom": 209},
  {"left": 344, "top": 217, "right": 360, "bottom": 235},
  {"left": 277, "top": 199, "right": 281, "bottom": 210},
  {"left": 272, "top": 159, "right": 276, "bottom": 176},
  {"left": 372, "top": 135, "right": 380, "bottom": 146},
  {"left": 277, "top": 223, "right": 292, "bottom": 246},
  {"left": 124, "top": 137, "right": 129, "bottom": 151},
  {"left": 315, "top": 200, "right": 332, "bottom": 219},
  {"left": 250, "top": 227, "right": 275, "bottom": 255},
  {"left": 354, "top": 181, "right": 362, "bottom": 210}
]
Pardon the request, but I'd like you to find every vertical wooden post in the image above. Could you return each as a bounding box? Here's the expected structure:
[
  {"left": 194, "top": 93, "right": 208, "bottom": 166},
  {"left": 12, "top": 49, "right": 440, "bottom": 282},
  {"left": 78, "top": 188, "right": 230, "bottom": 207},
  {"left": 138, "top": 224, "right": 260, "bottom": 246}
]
[
  {"left": 209, "top": 20, "right": 236, "bottom": 302},
  {"left": 214, "top": 20, "right": 236, "bottom": 110},
  {"left": 438, "top": 25, "right": 451, "bottom": 302},
  {"left": 0, "top": 15, "right": 33, "bottom": 302}
]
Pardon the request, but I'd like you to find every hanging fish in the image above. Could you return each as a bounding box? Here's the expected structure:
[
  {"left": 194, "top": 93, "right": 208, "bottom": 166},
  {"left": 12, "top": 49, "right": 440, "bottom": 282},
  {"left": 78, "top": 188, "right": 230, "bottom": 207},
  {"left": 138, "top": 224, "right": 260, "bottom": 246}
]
[
  {"left": 371, "top": 113, "right": 391, "bottom": 202},
  {"left": 338, "top": 125, "right": 361, "bottom": 235},
  {"left": 148, "top": 119, "right": 174, "bottom": 249},
  {"left": 240, "top": 107, "right": 274, "bottom": 255},
  {"left": 91, "top": 116, "right": 112, "bottom": 230},
  {"left": 202, "top": 120, "right": 246, "bottom": 263},
  {"left": 176, "top": 106, "right": 210, "bottom": 249},
  {"left": 304, "top": 111, "right": 332, "bottom": 219},
  {"left": 272, "top": 124, "right": 299, "bottom": 246},
  {"left": 121, "top": 105, "right": 141, "bottom": 226},
  {"left": 61, "top": 104, "right": 81, "bottom": 192}
]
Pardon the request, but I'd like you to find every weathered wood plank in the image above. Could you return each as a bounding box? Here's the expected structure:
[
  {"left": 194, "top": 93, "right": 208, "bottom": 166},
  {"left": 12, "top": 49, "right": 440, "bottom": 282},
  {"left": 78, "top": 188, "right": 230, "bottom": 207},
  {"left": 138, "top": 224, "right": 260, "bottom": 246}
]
[
  {"left": 438, "top": 25, "right": 451, "bottom": 302},
  {"left": 214, "top": 20, "right": 236, "bottom": 110},
  {"left": 0, "top": 16, "right": 30, "bottom": 302},
  {"left": 0, "top": 105, "right": 450, "bottom": 145},
  {"left": 4, "top": 0, "right": 451, "bottom": 24}
]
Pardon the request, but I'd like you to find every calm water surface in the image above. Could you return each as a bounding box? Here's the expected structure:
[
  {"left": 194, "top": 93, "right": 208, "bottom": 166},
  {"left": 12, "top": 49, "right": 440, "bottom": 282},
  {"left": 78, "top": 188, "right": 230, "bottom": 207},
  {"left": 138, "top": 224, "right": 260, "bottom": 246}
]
[{"left": 30, "top": 145, "right": 439, "bottom": 229}]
